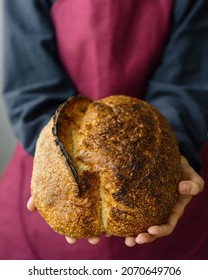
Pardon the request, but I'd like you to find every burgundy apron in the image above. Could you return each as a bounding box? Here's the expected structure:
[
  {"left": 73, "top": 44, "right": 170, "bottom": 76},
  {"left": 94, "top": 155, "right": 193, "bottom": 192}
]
[{"left": 1, "top": 0, "right": 208, "bottom": 259}]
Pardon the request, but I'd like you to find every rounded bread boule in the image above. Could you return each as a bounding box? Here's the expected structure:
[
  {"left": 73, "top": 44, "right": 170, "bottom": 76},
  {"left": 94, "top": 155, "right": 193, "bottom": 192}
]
[{"left": 31, "top": 95, "right": 181, "bottom": 238}]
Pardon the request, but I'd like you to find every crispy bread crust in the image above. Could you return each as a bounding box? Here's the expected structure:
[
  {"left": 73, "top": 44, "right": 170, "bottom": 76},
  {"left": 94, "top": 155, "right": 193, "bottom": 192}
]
[{"left": 31, "top": 95, "right": 181, "bottom": 237}]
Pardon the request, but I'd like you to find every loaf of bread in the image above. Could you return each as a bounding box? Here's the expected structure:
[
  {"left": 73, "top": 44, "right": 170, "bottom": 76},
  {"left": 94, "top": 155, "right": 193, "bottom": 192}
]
[{"left": 31, "top": 95, "right": 181, "bottom": 238}]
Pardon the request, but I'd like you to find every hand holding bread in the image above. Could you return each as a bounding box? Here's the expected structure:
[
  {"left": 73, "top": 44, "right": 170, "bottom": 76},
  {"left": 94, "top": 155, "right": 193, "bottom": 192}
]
[{"left": 29, "top": 95, "right": 192, "bottom": 244}]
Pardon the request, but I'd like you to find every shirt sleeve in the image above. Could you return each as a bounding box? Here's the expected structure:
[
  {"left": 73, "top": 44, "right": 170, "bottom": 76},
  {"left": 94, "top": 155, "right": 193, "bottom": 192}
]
[
  {"left": 145, "top": 0, "right": 208, "bottom": 172},
  {"left": 3, "top": 0, "right": 76, "bottom": 155}
]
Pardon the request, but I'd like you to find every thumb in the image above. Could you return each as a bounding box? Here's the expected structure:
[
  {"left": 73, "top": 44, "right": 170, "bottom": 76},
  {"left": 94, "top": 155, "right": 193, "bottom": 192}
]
[{"left": 27, "top": 196, "right": 37, "bottom": 211}]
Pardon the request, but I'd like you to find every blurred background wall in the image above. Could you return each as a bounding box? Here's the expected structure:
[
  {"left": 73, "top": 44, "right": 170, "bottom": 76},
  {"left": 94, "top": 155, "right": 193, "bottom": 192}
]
[{"left": 0, "top": 0, "right": 16, "bottom": 172}]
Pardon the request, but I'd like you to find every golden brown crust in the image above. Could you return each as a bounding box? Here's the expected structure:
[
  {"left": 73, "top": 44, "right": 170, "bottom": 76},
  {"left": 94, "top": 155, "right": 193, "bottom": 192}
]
[{"left": 31, "top": 95, "right": 181, "bottom": 237}]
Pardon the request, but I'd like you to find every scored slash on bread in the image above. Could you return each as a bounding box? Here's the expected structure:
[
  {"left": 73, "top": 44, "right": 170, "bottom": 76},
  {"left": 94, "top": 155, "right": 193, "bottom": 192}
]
[{"left": 30, "top": 95, "right": 181, "bottom": 238}]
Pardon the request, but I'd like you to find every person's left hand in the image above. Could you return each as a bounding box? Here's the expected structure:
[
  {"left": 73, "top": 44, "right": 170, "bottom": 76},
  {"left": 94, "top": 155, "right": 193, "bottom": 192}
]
[{"left": 125, "top": 155, "right": 204, "bottom": 247}]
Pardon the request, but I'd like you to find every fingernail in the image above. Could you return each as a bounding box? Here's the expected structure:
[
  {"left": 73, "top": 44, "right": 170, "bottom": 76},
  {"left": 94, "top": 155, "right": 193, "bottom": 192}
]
[
  {"left": 181, "top": 183, "right": 190, "bottom": 194},
  {"left": 135, "top": 235, "right": 143, "bottom": 244}
]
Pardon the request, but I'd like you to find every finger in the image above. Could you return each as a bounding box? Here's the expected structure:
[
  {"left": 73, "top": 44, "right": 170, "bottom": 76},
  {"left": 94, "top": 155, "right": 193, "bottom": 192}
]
[
  {"left": 27, "top": 196, "right": 37, "bottom": 211},
  {"left": 179, "top": 180, "right": 204, "bottom": 196},
  {"left": 125, "top": 237, "right": 137, "bottom": 247},
  {"left": 87, "top": 236, "right": 100, "bottom": 245},
  {"left": 65, "top": 236, "right": 77, "bottom": 245},
  {"left": 181, "top": 159, "right": 204, "bottom": 193},
  {"left": 135, "top": 233, "right": 157, "bottom": 244}
]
